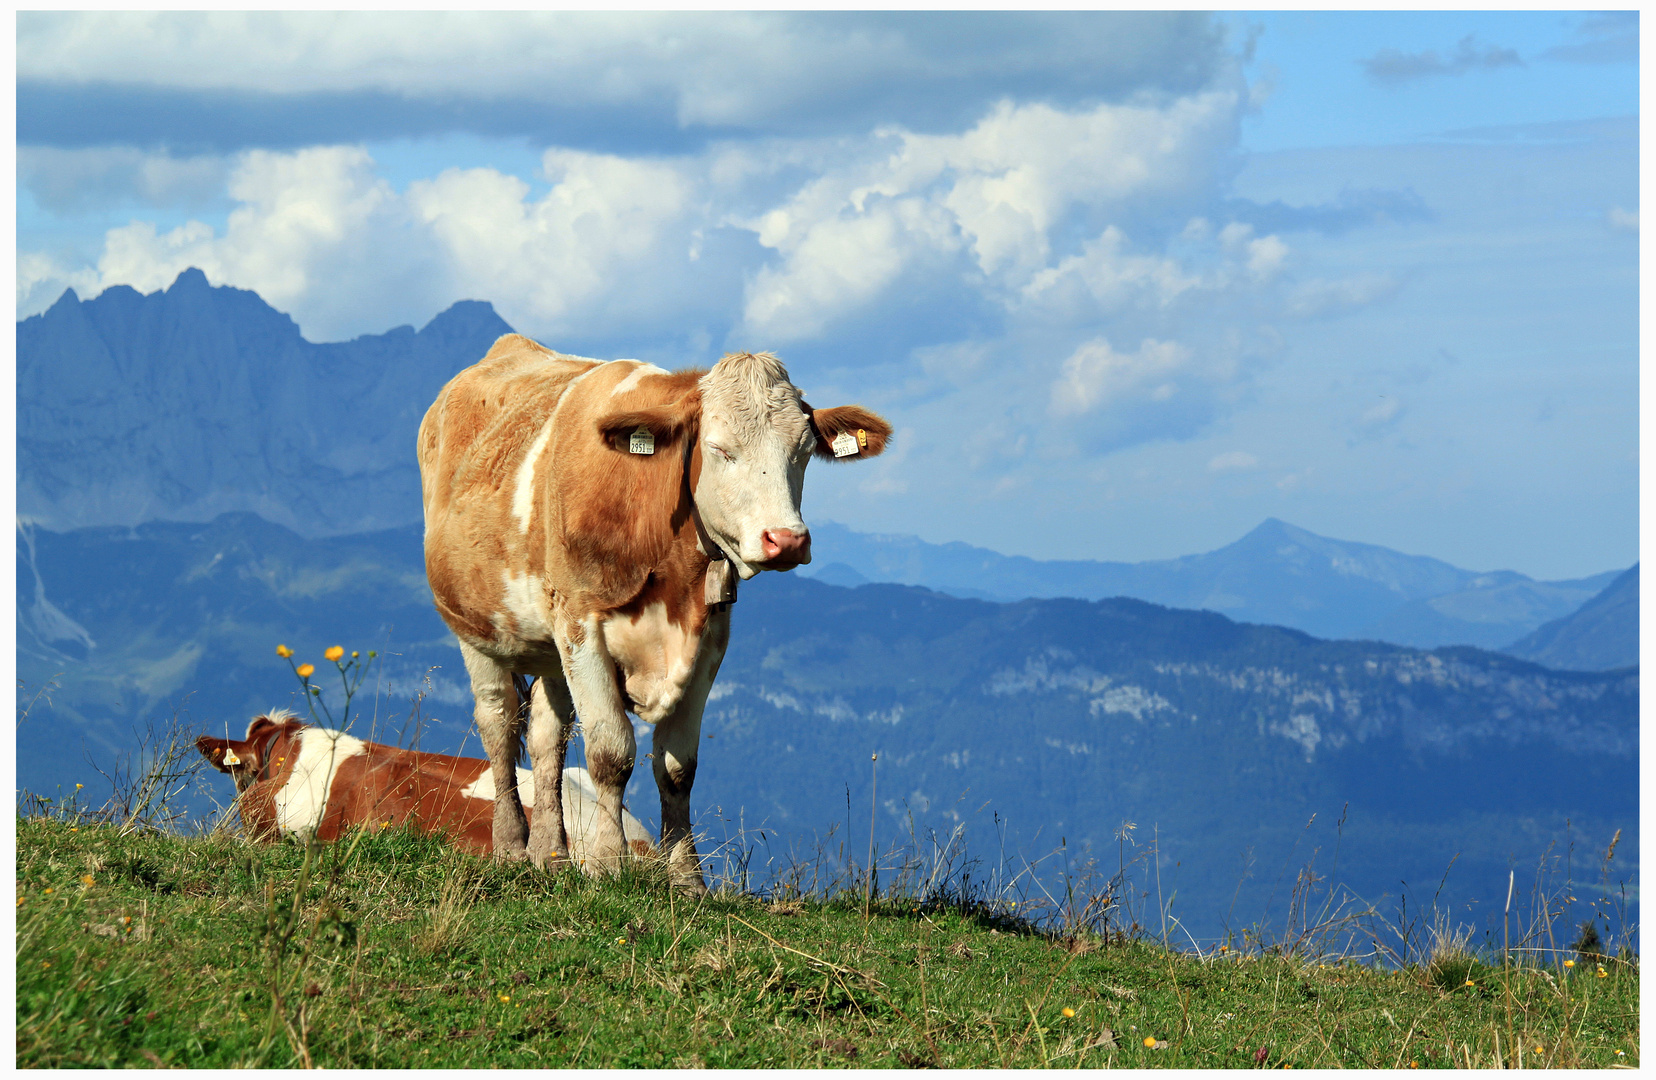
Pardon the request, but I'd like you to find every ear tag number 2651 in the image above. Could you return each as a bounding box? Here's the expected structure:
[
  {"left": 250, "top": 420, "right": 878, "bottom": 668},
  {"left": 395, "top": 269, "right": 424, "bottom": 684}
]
[
  {"left": 629, "top": 426, "right": 656, "bottom": 455},
  {"left": 831, "top": 431, "right": 859, "bottom": 458}
]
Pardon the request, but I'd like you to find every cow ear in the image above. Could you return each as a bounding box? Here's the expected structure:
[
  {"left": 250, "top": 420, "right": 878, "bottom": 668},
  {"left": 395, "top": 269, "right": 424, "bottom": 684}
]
[
  {"left": 196, "top": 736, "right": 237, "bottom": 774},
  {"left": 808, "top": 405, "right": 892, "bottom": 460},
  {"left": 596, "top": 391, "right": 701, "bottom": 453},
  {"left": 196, "top": 734, "right": 260, "bottom": 775}
]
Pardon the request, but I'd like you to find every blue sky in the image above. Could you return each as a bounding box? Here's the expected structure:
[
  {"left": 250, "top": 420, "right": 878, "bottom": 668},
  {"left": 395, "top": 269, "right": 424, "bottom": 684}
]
[{"left": 15, "top": 12, "right": 1639, "bottom": 580}]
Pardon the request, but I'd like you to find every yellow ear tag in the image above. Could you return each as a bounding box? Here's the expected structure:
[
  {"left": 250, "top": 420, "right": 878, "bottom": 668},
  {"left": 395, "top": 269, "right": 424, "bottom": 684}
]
[
  {"left": 857, "top": 428, "right": 867, "bottom": 449},
  {"left": 222, "top": 748, "right": 242, "bottom": 766},
  {"left": 629, "top": 426, "right": 655, "bottom": 455},
  {"left": 831, "top": 431, "right": 858, "bottom": 457}
]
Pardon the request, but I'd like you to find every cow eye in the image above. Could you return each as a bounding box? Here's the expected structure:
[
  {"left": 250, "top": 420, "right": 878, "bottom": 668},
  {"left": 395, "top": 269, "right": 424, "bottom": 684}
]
[{"left": 709, "top": 443, "right": 734, "bottom": 463}]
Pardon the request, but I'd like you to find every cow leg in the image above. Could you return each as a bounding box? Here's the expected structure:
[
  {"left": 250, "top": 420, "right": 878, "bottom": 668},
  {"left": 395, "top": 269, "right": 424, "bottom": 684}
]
[
  {"left": 460, "top": 640, "right": 529, "bottom": 860},
  {"left": 652, "top": 606, "right": 729, "bottom": 895},
  {"left": 651, "top": 709, "right": 706, "bottom": 895},
  {"left": 525, "top": 671, "right": 575, "bottom": 869},
  {"left": 557, "top": 617, "right": 635, "bottom": 876}
]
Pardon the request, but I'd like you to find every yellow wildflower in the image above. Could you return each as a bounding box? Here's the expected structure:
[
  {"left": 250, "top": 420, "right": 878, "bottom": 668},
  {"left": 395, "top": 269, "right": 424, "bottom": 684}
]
[
  {"left": 1464, "top": 979, "right": 1475, "bottom": 987},
  {"left": 80, "top": 875, "right": 94, "bottom": 886},
  {"left": 15, "top": 896, "right": 24, "bottom": 907},
  {"left": 325, "top": 646, "right": 345, "bottom": 662},
  {"left": 1143, "top": 1037, "right": 1157, "bottom": 1049},
  {"left": 1564, "top": 960, "right": 1575, "bottom": 968},
  {"left": 296, "top": 663, "right": 314, "bottom": 679},
  {"left": 498, "top": 993, "right": 510, "bottom": 1003},
  {"left": 75, "top": 783, "right": 83, "bottom": 791},
  {"left": 276, "top": 644, "right": 293, "bottom": 658},
  {"left": 43, "top": 888, "right": 52, "bottom": 895},
  {"left": 1062, "top": 1007, "right": 1075, "bottom": 1018},
  {"left": 616, "top": 936, "right": 628, "bottom": 945},
  {"left": 352, "top": 651, "right": 359, "bottom": 658}
]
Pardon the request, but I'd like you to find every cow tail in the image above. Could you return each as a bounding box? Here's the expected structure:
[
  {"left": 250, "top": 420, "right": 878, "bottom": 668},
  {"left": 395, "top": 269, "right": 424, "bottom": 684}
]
[{"left": 512, "top": 674, "right": 535, "bottom": 767}]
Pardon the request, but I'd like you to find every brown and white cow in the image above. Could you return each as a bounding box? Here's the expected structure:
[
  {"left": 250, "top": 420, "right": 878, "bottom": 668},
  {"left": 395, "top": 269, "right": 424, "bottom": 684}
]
[
  {"left": 418, "top": 335, "right": 890, "bottom": 890},
  {"left": 196, "top": 710, "right": 652, "bottom": 860}
]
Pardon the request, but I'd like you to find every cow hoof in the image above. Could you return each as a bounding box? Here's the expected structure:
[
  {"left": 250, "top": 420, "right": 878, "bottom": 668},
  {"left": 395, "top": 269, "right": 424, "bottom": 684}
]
[
  {"left": 492, "top": 846, "right": 529, "bottom": 863},
  {"left": 672, "top": 875, "right": 711, "bottom": 898},
  {"left": 530, "top": 849, "right": 573, "bottom": 872}
]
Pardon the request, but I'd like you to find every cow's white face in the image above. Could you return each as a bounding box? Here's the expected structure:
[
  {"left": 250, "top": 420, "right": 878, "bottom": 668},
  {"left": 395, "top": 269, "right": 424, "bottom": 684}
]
[{"left": 695, "top": 353, "right": 815, "bottom": 579}]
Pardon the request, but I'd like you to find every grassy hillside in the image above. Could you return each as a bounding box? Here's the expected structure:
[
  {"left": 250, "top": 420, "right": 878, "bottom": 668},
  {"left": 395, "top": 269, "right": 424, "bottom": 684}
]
[{"left": 16, "top": 818, "right": 1638, "bottom": 1068}]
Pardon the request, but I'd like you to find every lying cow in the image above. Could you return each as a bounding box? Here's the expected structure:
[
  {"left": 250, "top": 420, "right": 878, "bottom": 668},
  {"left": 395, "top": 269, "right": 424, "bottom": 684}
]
[
  {"left": 419, "top": 336, "right": 890, "bottom": 890},
  {"left": 195, "top": 710, "right": 652, "bottom": 860}
]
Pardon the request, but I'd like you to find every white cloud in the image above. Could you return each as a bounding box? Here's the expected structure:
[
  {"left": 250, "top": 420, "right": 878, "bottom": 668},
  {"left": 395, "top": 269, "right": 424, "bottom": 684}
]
[
  {"left": 408, "top": 149, "right": 698, "bottom": 333},
  {"left": 1050, "top": 337, "right": 1191, "bottom": 418},
  {"left": 1608, "top": 206, "right": 1638, "bottom": 232},
  {"left": 17, "top": 252, "right": 99, "bottom": 314},
  {"left": 739, "top": 92, "right": 1246, "bottom": 341},
  {"left": 18, "top": 12, "right": 1231, "bottom": 133},
  {"left": 28, "top": 144, "right": 706, "bottom": 341},
  {"left": 1021, "top": 226, "right": 1200, "bottom": 315},
  {"left": 1285, "top": 273, "right": 1400, "bottom": 318},
  {"left": 1208, "top": 450, "right": 1259, "bottom": 472},
  {"left": 86, "top": 147, "right": 432, "bottom": 336}
]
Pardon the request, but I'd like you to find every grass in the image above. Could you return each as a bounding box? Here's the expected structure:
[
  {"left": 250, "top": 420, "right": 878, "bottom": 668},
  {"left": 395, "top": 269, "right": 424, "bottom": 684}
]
[{"left": 15, "top": 816, "right": 1640, "bottom": 1068}]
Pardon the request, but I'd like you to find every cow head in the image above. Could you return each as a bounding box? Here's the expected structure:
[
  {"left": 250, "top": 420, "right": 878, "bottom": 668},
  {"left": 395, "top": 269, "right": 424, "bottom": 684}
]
[
  {"left": 196, "top": 711, "right": 302, "bottom": 793},
  {"left": 598, "top": 352, "right": 889, "bottom": 580}
]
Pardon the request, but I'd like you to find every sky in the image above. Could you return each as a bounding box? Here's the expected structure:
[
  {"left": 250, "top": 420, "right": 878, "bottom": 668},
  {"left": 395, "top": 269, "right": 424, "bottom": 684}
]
[{"left": 14, "top": 11, "right": 1640, "bottom": 581}]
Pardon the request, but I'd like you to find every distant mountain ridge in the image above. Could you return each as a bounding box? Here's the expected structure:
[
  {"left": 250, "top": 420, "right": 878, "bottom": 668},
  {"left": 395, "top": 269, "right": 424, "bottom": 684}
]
[
  {"left": 15, "top": 513, "right": 1637, "bottom": 941},
  {"left": 1505, "top": 564, "right": 1639, "bottom": 671},
  {"left": 799, "top": 519, "right": 1626, "bottom": 655},
  {"left": 18, "top": 268, "right": 512, "bottom": 537}
]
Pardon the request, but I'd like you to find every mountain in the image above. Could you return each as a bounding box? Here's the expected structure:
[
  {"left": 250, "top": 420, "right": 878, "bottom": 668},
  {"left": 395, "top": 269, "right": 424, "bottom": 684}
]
[
  {"left": 799, "top": 519, "right": 1623, "bottom": 648},
  {"left": 17, "top": 269, "right": 512, "bottom": 538},
  {"left": 17, "top": 513, "right": 1637, "bottom": 941},
  {"left": 19, "top": 271, "right": 1626, "bottom": 651},
  {"left": 1504, "top": 565, "right": 1639, "bottom": 671},
  {"left": 1363, "top": 569, "right": 1626, "bottom": 651}
]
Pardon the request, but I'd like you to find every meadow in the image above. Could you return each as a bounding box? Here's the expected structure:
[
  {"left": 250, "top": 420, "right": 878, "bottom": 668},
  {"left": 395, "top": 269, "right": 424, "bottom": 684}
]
[{"left": 15, "top": 807, "right": 1639, "bottom": 1069}]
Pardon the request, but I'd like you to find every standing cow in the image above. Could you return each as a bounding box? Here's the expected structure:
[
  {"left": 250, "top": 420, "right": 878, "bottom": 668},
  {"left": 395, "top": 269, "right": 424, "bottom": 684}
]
[{"left": 418, "top": 334, "right": 890, "bottom": 891}]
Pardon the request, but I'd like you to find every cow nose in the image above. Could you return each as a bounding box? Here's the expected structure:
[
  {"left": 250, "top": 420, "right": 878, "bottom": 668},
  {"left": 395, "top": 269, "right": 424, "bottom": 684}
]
[{"left": 760, "top": 528, "right": 811, "bottom": 567}]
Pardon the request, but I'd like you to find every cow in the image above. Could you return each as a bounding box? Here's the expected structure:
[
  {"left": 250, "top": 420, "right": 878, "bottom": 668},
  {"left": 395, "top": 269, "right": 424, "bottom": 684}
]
[
  {"left": 195, "top": 710, "right": 653, "bottom": 860},
  {"left": 417, "top": 334, "right": 891, "bottom": 891}
]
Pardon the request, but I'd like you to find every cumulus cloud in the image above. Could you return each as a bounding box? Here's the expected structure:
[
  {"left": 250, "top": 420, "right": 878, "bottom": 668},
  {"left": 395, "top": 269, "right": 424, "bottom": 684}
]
[
  {"left": 23, "top": 144, "right": 715, "bottom": 341},
  {"left": 1361, "top": 35, "right": 1523, "bottom": 85},
  {"left": 407, "top": 149, "right": 700, "bottom": 333},
  {"left": 84, "top": 147, "right": 444, "bottom": 337},
  {"left": 1050, "top": 337, "right": 1191, "bottom": 417},
  {"left": 739, "top": 92, "right": 1245, "bottom": 342}
]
